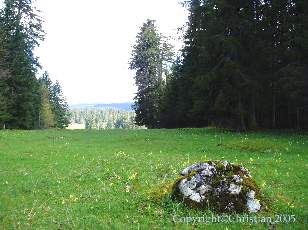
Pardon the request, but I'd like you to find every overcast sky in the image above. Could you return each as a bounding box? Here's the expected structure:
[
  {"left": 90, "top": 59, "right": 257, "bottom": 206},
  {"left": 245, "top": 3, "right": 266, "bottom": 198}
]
[{"left": 9, "top": 0, "right": 188, "bottom": 104}]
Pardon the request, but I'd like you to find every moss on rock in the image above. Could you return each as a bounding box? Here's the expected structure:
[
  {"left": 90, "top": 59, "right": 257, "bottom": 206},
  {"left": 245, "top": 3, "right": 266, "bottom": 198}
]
[{"left": 171, "top": 160, "right": 263, "bottom": 213}]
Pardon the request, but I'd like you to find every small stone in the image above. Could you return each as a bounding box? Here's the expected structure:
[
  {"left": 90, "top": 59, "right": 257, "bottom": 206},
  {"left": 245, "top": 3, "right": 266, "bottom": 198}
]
[
  {"left": 225, "top": 202, "right": 235, "bottom": 211},
  {"left": 178, "top": 178, "right": 206, "bottom": 203},
  {"left": 247, "top": 190, "right": 255, "bottom": 199},
  {"left": 233, "top": 175, "right": 243, "bottom": 183},
  {"left": 247, "top": 198, "right": 261, "bottom": 212},
  {"left": 187, "top": 177, "right": 197, "bottom": 189},
  {"left": 178, "top": 179, "right": 194, "bottom": 197},
  {"left": 246, "top": 190, "right": 261, "bottom": 212},
  {"left": 181, "top": 162, "right": 217, "bottom": 177},
  {"left": 190, "top": 193, "right": 202, "bottom": 202},
  {"left": 197, "top": 185, "right": 212, "bottom": 194},
  {"left": 221, "top": 160, "right": 229, "bottom": 169},
  {"left": 228, "top": 183, "right": 242, "bottom": 194},
  {"left": 240, "top": 166, "right": 252, "bottom": 177}
]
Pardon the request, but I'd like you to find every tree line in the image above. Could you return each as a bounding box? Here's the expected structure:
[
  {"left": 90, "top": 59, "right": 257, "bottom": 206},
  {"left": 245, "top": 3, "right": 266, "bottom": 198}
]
[
  {"left": 70, "top": 109, "right": 144, "bottom": 130},
  {"left": 0, "top": 0, "right": 69, "bottom": 129},
  {"left": 130, "top": 0, "right": 308, "bottom": 130}
]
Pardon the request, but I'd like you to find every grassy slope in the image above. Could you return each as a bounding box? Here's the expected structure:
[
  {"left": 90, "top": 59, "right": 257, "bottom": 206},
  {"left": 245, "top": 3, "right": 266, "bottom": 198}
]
[{"left": 0, "top": 129, "right": 307, "bottom": 229}]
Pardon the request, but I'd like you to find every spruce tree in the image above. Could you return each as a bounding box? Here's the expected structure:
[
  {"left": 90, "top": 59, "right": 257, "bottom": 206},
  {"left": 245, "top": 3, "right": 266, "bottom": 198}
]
[
  {"left": 0, "top": 73, "right": 12, "bottom": 129},
  {"left": 129, "top": 19, "right": 173, "bottom": 128},
  {"left": 50, "top": 80, "right": 70, "bottom": 129},
  {"left": 39, "top": 72, "right": 69, "bottom": 129},
  {"left": 0, "top": 0, "right": 44, "bottom": 129},
  {"left": 39, "top": 83, "right": 55, "bottom": 128},
  {"left": 159, "top": 0, "right": 307, "bottom": 130}
]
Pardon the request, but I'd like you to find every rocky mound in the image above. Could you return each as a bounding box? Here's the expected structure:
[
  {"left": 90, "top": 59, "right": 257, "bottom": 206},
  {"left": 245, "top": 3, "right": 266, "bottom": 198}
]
[{"left": 172, "top": 160, "right": 262, "bottom": 213}]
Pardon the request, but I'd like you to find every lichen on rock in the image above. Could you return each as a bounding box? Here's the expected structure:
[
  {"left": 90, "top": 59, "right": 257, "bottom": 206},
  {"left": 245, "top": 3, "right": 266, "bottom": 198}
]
[{"left": 172, "top": 160, "right": 263, "bottom": 213}]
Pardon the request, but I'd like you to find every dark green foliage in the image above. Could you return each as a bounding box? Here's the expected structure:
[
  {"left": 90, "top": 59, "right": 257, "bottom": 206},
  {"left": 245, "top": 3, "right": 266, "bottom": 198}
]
[
  {"left": 39, "top": 72, "right": 70, "bottom": 129},
  {"left": 160, "top": 0, "right": 308, "bottom": 130},
  {"left": 0, "top": 28, "right": 11, "bottom": 128},
  {"left": 50, "top": 80, "right": 69, "bottom": 129},
  {"left": 0, "top": 0, "right": 43, "bottom": 129},
  {"left": 0, "top": 70, "right": 12, "bottom": 129},
  {"left": 38, "top": 81, "right": 54, "bottom": 128},
  {"left": 130, "top": 19, "right": 173, "bottom": 128},
  {"left": 0, "top": 1, "right": 68, "bottom": 130}
]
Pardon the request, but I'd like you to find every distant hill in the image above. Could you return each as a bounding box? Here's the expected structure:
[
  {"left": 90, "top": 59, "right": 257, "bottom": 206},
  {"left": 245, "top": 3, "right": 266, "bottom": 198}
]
[{"left": 69, "top": 102, "right": 134, "bottom": 111}]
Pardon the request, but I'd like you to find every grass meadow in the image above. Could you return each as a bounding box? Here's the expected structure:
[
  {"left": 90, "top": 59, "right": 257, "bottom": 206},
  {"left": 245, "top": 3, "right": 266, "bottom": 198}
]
[{"left": 0, "top": 129, "right": 307, "bottom": 229}]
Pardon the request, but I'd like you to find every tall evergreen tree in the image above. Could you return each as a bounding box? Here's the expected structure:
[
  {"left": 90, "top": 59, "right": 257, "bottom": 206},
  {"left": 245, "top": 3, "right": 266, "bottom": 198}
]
[
  {"left": 0, "top": 17, "right": 12, "bottom": 129},
  {"left": 129, "top": 19, "right": 173, "bottom": 128},
  {"left": 0, "top": 0, "right": 45, "bottom": 129},
  {"left": 159, "top": 0, "right": 307, "bottom": 130},
  {"left": 50, "top": 80, "right": 70, "bottom": 129},
  {"left": 39, "top": 82, "right": 55, "bottom": 128},
  {"left": 0, "top": 71, "right": 12, "bottom": 129},
  {"left": 38, "top": 72, "right": 69, "bottom": 129}
]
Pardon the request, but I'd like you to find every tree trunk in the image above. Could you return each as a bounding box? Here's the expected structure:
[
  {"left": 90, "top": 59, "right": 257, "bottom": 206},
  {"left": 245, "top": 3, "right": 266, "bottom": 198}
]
[
  {"left": 296, "top": 107, "right": 300, "bottom": 130},
  {"left": 38, "top": 112, "right": 41, "bottom": 129},
  {"left": 250, "top": 95, "right": 257, "bottom": 130},
  {"left": 238, "top": 93, "right": 246, "bottom": 131},
  {"left": 287, "top": 101, "right": 291, "bottom": 128},
  {"left": 272, "top": 94, "right": 276, "bottom": 128}
]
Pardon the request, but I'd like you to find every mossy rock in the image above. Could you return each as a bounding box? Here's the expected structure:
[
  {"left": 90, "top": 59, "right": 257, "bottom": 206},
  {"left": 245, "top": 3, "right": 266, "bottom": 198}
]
[{"left": 171, "top": 160, "right": 263, "bottom": 213}]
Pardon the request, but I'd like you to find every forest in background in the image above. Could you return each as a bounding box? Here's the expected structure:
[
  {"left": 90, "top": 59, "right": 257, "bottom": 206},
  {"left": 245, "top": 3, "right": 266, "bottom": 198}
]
[
  {"left": 0, "top": 0, "right": 69, "bottom": 130},
  {"left": 1, "top": 0, "right": 307, "bottom": 131},
  {"left": 130, "top": 0, "right": 308, "bottom": 130},
  {"left": 70, "top": 108, "right": 143, "bottom": 130}
]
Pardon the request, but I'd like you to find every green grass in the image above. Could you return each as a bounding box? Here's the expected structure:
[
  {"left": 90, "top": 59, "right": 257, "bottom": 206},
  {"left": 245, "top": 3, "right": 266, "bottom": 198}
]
[{"left": 0, "top": 128, "right": 307, "bottom": 229}]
